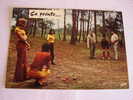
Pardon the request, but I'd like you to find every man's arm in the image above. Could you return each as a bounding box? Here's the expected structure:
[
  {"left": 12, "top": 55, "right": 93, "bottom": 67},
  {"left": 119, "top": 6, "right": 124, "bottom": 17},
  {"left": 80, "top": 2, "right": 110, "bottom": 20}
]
[
  {"left": 111, "top": 35, "right": 119, "bottom": 44},
  {"left": 16, "top": 30, "right": 30, "bottom": 49},
  {"left": 15, "top": 29, "right": 27, "bottom": 41}
]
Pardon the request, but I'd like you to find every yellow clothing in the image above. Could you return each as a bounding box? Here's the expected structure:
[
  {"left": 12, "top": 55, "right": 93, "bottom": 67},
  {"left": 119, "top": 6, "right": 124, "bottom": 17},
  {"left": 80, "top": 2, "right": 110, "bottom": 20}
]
[
  {"left": 28, "top": 69, "right": 51, "bottom": 79},
  {"left": 38, "top": 69, "right": 51, "bottom": 77},
  {"left": 15, "top": 27, "right": 26, "bottom": 36},
  {"left": 47, "top": 34, "right": 55, "bottom": 43},
  {"left": 15, "top": 27, "right": 27, "bottom": 41}
]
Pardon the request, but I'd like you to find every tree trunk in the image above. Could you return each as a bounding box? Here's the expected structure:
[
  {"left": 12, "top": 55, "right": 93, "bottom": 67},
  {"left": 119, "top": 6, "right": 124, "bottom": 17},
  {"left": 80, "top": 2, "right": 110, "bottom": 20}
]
[
  {"left": 79, "top": 18, "right": 82, "bottom": 42},
  {"left": 119, "top": 12, "right": 125, "bottom": 47},
  {"left": 28, "top": 19, "right": 33, "bottom": 36},
  {"left": 44, "top": 25, "right": 47, "bottom": 39},
  {"left": 82, "top": 17, "right": 85, "bottom": 41},
  {"left": 102, "top": 11, "right": 105, "bottom": 36},
  {"left": 63, "top": 9, "right": 67, "bottom": 41},
  {"left": 76, "top": 10, "right": 79, "bottom": 41},
  {"left": 79, "top": 10, "right": 85, "bottom": 42},
  {"left": 87, "top": 11, "right": 90, "bottom": 35},
  {"left": 33, "top": 18, "right": 37, "bottom": 37},
  {"left": 94, "top": 11, "right": 97, "bottom": 41},
  {"left": 41, "top": 19, "right": 44, "bottom": 37},
  {"left": 70, "top": 10, "right": 77, "bottom": 45}
]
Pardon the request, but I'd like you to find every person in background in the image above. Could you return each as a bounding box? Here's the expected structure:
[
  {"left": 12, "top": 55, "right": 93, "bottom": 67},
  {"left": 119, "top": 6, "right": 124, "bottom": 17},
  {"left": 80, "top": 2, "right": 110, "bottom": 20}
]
[
  {"left": 101, "top": 34, "right": 111, "bottom": 60},
  {"left": 14, "top": 18, "right": 30, "bottom": 82},
  {"left": 27, "top": 43, "right": 51, "bottom": 87},
  {"left": 47, "top": 29, "right": 56, "bottom": 65},
  {"left": 111, "top": 31, "right": 119, "bottom": 60},
  {"left": 87, "top": 31, "right": 96, "bottom": 59}
]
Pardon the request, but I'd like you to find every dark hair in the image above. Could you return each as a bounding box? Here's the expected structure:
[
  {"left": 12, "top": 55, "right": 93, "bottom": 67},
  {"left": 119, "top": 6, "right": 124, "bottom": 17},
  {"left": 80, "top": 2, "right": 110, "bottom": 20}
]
[
  {"left": 16, "top": 18, "right": 27, "bottom": 27},
  {"left": 102, "top": 34, "right": 106, "bottom": 38},
  {"left": 48, "top": 29, "right": 55, "bottom": 35},
  {"left": 41, "top": 43, "right": 50, "bottom": 52}
]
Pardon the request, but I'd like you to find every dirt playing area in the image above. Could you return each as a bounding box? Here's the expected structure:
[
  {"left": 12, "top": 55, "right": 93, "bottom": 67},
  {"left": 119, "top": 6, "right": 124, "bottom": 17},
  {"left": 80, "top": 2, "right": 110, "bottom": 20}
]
[{"left": 6, "top": 37, "right": 129, "bottom": 89}]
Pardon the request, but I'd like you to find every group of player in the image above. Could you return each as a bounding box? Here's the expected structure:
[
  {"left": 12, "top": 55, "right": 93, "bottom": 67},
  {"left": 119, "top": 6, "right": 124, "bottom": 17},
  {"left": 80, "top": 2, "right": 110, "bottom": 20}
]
[
  {"left": 14, "top": 18, "right": 56, "bottom": 87},
  {"left": 87, "top": 30, "right": 119, "bottom": 60},
  {"left": 13, "top": 18, "right": 120, "bottom": 88}
]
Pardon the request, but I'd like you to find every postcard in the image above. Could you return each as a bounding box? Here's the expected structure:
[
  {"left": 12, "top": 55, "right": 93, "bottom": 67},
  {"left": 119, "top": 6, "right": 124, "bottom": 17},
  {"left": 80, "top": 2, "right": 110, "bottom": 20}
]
[{"left": 6, "top": 8, "right": 129, "bottom": 89}]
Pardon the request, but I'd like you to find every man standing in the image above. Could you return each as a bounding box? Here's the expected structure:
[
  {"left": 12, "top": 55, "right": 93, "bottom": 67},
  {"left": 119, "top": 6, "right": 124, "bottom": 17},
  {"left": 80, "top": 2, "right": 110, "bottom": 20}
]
[
  {"left": 47, "top": 29, "right": 56, "bottom": 65},
  {"left": 111, "top": 31, "right": 119, "bottom": 60},
  {"left": 14, "top": 18, "right": 30, "bottom": 82},
  {"left": 87, "top": 31, "right": 96, "bottom": 59}
]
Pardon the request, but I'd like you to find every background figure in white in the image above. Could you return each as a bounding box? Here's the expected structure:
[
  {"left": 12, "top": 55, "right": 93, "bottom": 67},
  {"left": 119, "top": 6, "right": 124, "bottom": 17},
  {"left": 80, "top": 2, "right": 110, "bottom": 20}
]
[
  {"left": 111, "top": 32, "right": 119, "bottom": 60},
  {"left": 87, "top": 31, "right": 96, "bottom": 59},
  {"left": 87, "top": 34, "right": 90, "bottom": 48}
]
